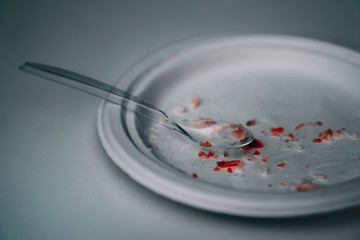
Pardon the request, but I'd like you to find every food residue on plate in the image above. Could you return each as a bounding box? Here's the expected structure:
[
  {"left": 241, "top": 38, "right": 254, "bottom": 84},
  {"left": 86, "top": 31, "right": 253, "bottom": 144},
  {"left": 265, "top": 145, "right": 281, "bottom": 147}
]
[{"left": 145, "top": 95, "right": 358, "bottom": 192}]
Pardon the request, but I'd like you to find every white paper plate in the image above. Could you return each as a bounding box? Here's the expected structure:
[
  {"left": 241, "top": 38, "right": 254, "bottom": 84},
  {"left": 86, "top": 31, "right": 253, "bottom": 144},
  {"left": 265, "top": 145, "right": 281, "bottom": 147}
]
[{"left": 97, "top": 34, "right": 360, "bottom": 217}]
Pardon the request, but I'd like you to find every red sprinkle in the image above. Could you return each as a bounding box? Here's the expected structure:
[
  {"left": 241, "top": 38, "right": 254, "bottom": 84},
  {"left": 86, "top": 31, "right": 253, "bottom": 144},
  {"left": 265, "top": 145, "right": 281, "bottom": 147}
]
[
  {"left": 318, "top": 129, "right": 333, "bottom": 141},
  {"left": 277, "top": 163, "right": 287, "bottom": 168},
  {"left": 242, "top": 138, "right": 264, "bottom": 150},
  {"left": 246, "top": 119, "right": 256, "bottom": 126},
  {"left": 295, "top": 123, "right": 305, "bottom": 130},
  {"left": 313, "top": 138, "right": 322, "bottom": 143},
  {"left": 335, "top": 129, "right": 344, "bottom": 138},
  {"left": 295, "top": 182, "right": 314, "bottom": 192},
  {"left": 191, "top": 97, "right": 200, "bottom": 109},
  {"left": 217, "top": 160, "right": 243, "bottom": 168},
  {"left": 284, "top": 133, "right": 295, "bottom": 140},
  {"left": 198, "top": 151, "right": 218, "bottom": 159},
  {"left": 192, "top": 173, "right": 198, "bottom": 178},
  {"left": 200, "top": 141, "right": 212, "bottom": 147},
  {"left": 253, "top": 150, "right": 261, "bottom": 155},
  {"left": 315, "top": 121, "right": 323, "bottom": 126},
  {"left": 270, "top": 127, "right": 284, "bottom": 135},
  {"left": 214, "top": 167, "right": 221, "bottom": 171},
  {"left": 227, "top": 168, "right": 233, "bottom": 173}
]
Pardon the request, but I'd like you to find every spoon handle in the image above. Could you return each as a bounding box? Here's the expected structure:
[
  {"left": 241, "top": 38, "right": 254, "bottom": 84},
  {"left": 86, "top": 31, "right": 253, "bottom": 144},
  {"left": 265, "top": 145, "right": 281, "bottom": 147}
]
[{"left": 20, "top": 62, "right": 170, "bottom": 122}]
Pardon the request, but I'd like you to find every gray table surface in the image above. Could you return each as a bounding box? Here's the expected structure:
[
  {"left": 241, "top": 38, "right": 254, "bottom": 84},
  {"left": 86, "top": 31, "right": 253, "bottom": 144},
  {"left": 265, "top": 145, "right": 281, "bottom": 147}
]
[{"left": 1, "top": 0, "right": 360, "bottom": 239}]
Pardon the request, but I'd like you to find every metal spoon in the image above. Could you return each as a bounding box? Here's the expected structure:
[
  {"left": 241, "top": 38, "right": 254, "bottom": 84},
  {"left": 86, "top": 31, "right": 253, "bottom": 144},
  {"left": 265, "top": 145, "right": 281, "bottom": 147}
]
[{"left": 20, "top": 62, "right": 253, "bottom": 149}]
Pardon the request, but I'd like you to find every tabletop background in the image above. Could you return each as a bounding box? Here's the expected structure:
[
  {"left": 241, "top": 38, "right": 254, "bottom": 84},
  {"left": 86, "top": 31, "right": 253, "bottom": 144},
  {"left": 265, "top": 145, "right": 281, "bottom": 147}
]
[{"left": 1, "top": 0, "right": 360, "bottom": 239}]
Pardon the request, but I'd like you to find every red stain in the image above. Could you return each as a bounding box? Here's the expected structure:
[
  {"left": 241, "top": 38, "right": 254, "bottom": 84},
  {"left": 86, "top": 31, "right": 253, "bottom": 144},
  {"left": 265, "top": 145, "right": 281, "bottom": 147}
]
[
  {"left": 295, "top": 123, "right": 305, "bottom": 130},
  {"left": 246, "top": 119, "right": 256, "bottom": 126},
  {"left": 214, "top": 167, "right": 221, "bottom": 171},
  {"left": 200, "top": 141, "right": 212, "bottom": 147},
  {"left": 268, "top": 184, "right": 272, "bottom": 188},
  {"left": 217, "top": 160, "right": 244, "bottom": 168},
  {"left": 242, "top": 138, "right": 264, "bottom": 150},
  {"left": 277, "top": 163, "right": 287, "bottom": 168},
  {"left": 198, "top": 151, "right": 218, "bottom": 159},
  {"left": 192, "top": 173, "right": 198, "bottom": 178},
  {"left": 305, "top": 165, "right": 310, "bottom": 168},
  {"left": 261, "top": 157, "right": 268, "bottom": 163},
  {"left": 227, "top": 168, "right": 233, "bottom": 173},
  {"left": 313, "top": 138, "right": 322, "bottom": 143}
]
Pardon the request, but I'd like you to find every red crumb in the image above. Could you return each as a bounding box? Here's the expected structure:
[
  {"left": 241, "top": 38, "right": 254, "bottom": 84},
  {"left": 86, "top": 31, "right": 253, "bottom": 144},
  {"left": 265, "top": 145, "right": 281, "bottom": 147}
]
[
  {"left": 313, "top": 138, "right": 322, "bottom": 143},
  {"left": 295, "top": 123, "right": 305, "bottom": 130},
  {"left": 227, "top": 168, "right": 233, "bottom": 173},
  {"left": 214, "top": 167, "right": 221, "bottom": 171},
  {"left": 246, "top": 119, "right": 256, "bottom": 127},
  {"left": 270, "top": 127, "right": 284, "bottom": 136},
  {"left": 261, "top": 157, "right": 268, "bottom": 163},
  {"left": 295, "top": 182, "right": 314, "bottom": 192},
  {"left": 334, "top": 129, "right": 344, "bottom": 138},
  {"left": 284, "top": 133, "right": 295, "bottom": 140},
  {"left": 242, "top": 138, "right": 264, "bottom": 150},
  {"left": 198, "top": 151, "right": 218, "bottom": 159},
  {"left": 318, "top": 129, "right": 333, "bottom": 141},
  {"left": 217, "top": 160, "right": 244, "bottom": 168},
  {"left": 277, "top": 163, "right": 287, "bottom": 168},
  {"left": 253, "top": 150, "right": 261, "bottom": 155},
  {"left": 224, "top": 152, "right": 229, "bottom": 157},
  {"left": 315, "top": 121, "right": 323, "bottom": 126},
  {"left": 231, "top": 125, "right": 245, "bottom": 139},
  {"left": 191, "top": 97, "right": 200, "bottom": 109},
  {"left": 192, "top": 173, "right": 198, "bottom": 178},
  {"left": 200, "top": 141, "right": 212, "bottom": 147},
  {"left": 268, "top": 184, "right": 272, "bottom": 188}
]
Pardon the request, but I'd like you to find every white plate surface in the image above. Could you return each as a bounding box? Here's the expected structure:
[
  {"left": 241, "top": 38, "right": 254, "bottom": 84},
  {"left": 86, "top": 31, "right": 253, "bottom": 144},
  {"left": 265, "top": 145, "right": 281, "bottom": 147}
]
[{"left": 97, "top": 34, "right": 360, "bottom": 217}]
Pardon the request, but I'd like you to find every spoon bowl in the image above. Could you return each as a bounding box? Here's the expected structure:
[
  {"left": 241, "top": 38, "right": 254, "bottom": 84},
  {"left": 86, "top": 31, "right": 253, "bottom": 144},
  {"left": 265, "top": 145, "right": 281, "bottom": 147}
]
[{"left": 177, "top": 119, "right": 253, "bottom": 149}]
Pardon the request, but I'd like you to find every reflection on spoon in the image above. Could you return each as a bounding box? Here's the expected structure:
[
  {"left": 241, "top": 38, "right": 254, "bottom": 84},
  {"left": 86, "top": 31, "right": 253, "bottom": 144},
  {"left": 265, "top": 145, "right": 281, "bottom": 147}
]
[{"left": 19, "top": 62, "right": 253, "bottom": 149}]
